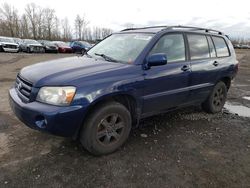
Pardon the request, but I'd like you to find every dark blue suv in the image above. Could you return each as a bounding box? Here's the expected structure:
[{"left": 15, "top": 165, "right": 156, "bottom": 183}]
[
  {"left": 70, "top": 41, "right": 92, "bottom": 54},
  {"left": 9, "top": 26, "right": 238, "bottom": 155}
]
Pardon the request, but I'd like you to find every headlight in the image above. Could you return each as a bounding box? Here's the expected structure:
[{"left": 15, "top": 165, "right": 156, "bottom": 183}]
[{"left": 36, "top": 86, "right": 76, "bottom": 106}]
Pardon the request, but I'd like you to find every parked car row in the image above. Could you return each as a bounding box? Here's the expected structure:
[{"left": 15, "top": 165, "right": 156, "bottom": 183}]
[
  {"left": 0, "top": 36, "right": 93, "bottom": 53},
  {"left": 233, "top": 44, "right": 250, "bottom": 49}
]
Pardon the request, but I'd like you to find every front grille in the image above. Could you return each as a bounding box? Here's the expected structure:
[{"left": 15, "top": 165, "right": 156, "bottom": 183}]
[
  {"left": 34, "top": 46, "right": 43, "bottom": 51},
  {"left": 5, "top": 44, "right": 17, "bottom": 49},
  {"left": 15, "top": 75, "right": 33, "bottom": 103}
]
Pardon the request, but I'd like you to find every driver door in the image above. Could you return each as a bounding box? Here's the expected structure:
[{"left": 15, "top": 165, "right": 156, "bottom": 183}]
[{"left": 143, "top": 33, "right": 191, "bottom": 115}]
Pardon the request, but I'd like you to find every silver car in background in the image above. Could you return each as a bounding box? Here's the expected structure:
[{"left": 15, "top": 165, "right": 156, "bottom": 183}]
[
  {"left": 19, "top": 39, "right": 45, "bottom": 53},
  {"left": 0, "top": 36, "right": 19, "bottom": 53}
]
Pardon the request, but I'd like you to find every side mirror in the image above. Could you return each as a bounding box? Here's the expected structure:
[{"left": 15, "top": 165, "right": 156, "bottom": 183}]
[{"left": 146, "top": 53, "right": 167, "bottom": 68}]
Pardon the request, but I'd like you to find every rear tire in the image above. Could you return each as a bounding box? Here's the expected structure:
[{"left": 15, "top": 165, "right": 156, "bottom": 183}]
[
  {"left": 202, "top": 81, "right": 227, "bottom": 113},
  {"left": 80, "top": 102, "right": 132, "bottom": 155}
]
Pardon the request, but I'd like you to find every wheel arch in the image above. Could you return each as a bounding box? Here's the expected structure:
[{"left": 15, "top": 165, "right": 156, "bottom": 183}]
[
  {"left": 74, "top": 92, "right": 141, "bottom": 139},
  {"left": 219, "top": 76, "right": 231, "bottom": 90}
]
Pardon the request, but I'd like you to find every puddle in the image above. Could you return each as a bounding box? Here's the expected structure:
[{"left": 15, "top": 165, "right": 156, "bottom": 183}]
[
  {"left": 243, "top": 96, "right": 250, "bottom": 101},
  {"left": 224, "top": 102, "right": 250, "bottom": 117}
]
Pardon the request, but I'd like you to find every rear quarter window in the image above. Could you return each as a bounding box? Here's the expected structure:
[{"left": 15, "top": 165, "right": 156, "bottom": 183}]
[
  {"left": 212, "top": 36, "right": 230, "bottom": 57},
  {"left": 187, "top": 34, "right": 210, "bottom": 60},
  {"left": 207, "top": 36, "right": 216, "bottom": 58}
]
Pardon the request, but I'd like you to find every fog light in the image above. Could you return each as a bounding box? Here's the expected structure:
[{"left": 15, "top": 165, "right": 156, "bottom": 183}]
[{"left": 35, "top": 115, "right": 47, "bottom": 129}]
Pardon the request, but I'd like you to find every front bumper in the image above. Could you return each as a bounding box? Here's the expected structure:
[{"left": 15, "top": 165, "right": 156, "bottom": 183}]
[
  {"left": 9, "top": 87, "right": 86, "bottom": 137},
  {"left": 45, "top": 48, "right": 58, "bottom": 53},
  {"left": 3, "top": 47, "right": 19, "bottom": 53}
]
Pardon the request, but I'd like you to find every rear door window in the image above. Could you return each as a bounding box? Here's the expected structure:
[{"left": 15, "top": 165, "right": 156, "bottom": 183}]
[
  {"left": 150, "top": 34, "right": 186, "bottom": 62},
  {"left": 212, "top": 36, "right": 230, "bottom": 57},
  {"left": 187, "top": 34, "right": 210, "bottom": 60}
]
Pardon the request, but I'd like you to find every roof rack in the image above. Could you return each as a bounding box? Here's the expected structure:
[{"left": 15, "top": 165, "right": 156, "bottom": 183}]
[
  {"left": 121, "top": 25, "right": 168, "bottom": 32},
  {"left": 121, "top": 25, "right": 223, "bottom": 35},
  {"left": 167, "top": 25, "right": 223, "bottom": 35}
]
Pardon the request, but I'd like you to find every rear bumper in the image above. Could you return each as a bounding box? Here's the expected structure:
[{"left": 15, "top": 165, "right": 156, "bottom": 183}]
[{"left": 9, "top": 87, "right": 86, "bottom": 137}]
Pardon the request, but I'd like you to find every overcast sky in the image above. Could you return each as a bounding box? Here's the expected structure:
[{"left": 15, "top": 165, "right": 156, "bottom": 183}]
[{"left": 3, "top": 0, "right": 250, "bottom": 38}]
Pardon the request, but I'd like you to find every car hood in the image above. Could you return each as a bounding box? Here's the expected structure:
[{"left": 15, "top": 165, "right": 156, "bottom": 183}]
[
  {"left": 19, "top": 56, "right": 131, "bottom": 87},
  {"left": 27, "top": 43, "right": 43, "bottom": 47},
  {"left": 59, "top": 46, "right": 71, "bottom": 48},
  {"left": 0, "top": 42, "right": 18, "bottom": 46}
]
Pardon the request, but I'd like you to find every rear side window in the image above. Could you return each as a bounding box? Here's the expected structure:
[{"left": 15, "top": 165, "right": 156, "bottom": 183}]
[
  {"left": 150, "top": 34, "right": 185, "bottom": 62},
  {"left": 212, "top": 36, "right": 230, "bottom": 57},
  {"left": 187, "top": 34, "right": 210, "bottom": 60},
  {"left": 207, "top": 36, "right": 216, "bottom": 58}
]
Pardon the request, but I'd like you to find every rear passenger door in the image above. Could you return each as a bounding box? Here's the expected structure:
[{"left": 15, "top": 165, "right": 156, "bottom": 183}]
[{"left": 187, "top": 34, "right": 229, "bottom": 103}]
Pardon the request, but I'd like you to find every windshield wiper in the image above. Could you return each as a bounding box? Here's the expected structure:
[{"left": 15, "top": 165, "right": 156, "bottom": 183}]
[{"left": 94, "top": 53, "right": 118, "bottom": 62}]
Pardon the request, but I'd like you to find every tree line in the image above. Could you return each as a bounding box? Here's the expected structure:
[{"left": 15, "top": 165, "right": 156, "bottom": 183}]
[{"left": 0, "top": 3, "right": 113, "bottom": 42}]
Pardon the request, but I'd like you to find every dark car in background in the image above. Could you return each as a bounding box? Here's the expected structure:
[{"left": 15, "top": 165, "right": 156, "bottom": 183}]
[
  {"left": 19, "top": 39, "right": 45, "bottom": 53},
  {"left": 38, "top": 40, "right": 58, "bottom": 53},
  {"left": 0, "top": 36, "right": 19, "bottom": 53},
  {"left": 52, "top": 41, "right": 72, "bottom": 53},
  {"left": 9, "top": 26, "right": 238, "bottom": 156},
  {"left": 70, "top": 41, "right": 92, "bottom": 53}
]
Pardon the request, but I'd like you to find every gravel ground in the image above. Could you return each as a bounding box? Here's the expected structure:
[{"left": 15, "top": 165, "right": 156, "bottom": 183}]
[{"left": 0, "top": 50, "right": 250, "bottom": 188}]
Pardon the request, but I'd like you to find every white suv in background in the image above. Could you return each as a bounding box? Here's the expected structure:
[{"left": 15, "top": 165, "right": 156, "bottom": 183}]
[{"left": 0, "top": 36, "right": 19, "bottom": 53}]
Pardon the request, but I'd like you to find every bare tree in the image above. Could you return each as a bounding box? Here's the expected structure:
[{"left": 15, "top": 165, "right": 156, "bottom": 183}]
[
  {"left": 43, "top": 7, "right": 56, "bottom": 40},
  {"left": 74, "top": 14, "right": 83, "bottom": 40},
  {"left": 61, "top": 17, "right": 72, "bottom": 41},
  {"left": 25, "top": 3, "right": 38, "bottom": 39},
  {"left": 101, "top": 28, "right": 113, "bottom": 38},
  {"left": 36, "top": 7, "right": 44, "bottom": 39},
  {"left": 93, "top": 26, "right": 102, "bottom": 40},
  {"left": 0, "top": 3, "right": 19, "bottom": 37},
  {"left": 52, "top": 16, "right": 61, "bottom": 40},
  {"left": 20, "top": 15, "right": 30, "bottom": 38},
  {"left": 0, "top": 2, "right": 113, "bottom": 42},
  {"left": 74, "top": 14, "right": 89, "bottom": 40}
]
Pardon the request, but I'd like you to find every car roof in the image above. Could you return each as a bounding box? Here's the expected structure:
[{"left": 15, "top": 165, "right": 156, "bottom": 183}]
[{"left": 118, "top": 25, "right": 226, "bottom": 37}]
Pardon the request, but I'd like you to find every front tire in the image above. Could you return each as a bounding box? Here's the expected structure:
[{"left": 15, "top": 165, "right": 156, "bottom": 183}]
[
  {"left": 202, "top": 81, "right": 227, "bottom": 113},
  {"left": 80, "top": 102, "right": 132, "bottom": 155}
]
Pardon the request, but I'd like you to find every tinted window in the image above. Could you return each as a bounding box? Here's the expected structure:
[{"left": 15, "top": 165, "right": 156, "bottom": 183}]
[
  {"left": 187, "top": 34, "right": 210, "bottom": 60},
  {"left": 212, "top": 36, "right": 230, "bottom": 57},
  {"left": 207, "top": 36, "right": 216, "bottom": 58},
  {"left": 150, "top": 34, "right": 185, "bottom": 62}
]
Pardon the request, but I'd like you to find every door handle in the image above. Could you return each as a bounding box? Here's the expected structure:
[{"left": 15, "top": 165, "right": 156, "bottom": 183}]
[
  {"left": 213, "top": 61, "right": 219, "bottom": 66},
  {"left": 181, "top": 65, "right": 190, "bottom": 71}
]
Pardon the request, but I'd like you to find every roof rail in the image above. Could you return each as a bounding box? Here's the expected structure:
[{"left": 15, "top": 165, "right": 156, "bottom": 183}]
[
  {"left": 121, "top": 25, "right": 223, "bottom": 35},
  {"left": 121, "top": 25, "right": 168, "bottom": 32},
  {"left": 166, "top": 25, "right": 223, "bottom": 35}
]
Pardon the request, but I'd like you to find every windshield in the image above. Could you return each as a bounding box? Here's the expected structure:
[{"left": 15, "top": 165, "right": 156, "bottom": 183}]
[
  {"left": 42, "top": 40, "right": 54, "bottom": 46},
  {"left": 24, "top": 39, "right": 39, "bottom": 44},
  {"left": 0, "top": 37, "right": 14, "bottom": 43},
  {"left": 80, "top": 41, "right": 91, "bottom": 47},
  {"left": 88, "top": 33, "right": 153, "bottom": 63},
  {"left": 13, "top": 38, "right": 22, "bottom": 43}
]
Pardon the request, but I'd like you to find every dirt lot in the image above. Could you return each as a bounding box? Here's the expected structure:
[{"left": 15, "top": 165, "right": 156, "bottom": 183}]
[{"left": 0, "top": 51, "right": 250, "bottom": 188}]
